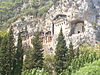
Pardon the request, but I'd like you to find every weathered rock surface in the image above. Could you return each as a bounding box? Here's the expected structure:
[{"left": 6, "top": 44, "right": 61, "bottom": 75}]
[
  {"left": 44, "top": 0, "right": 100, "bottom": 50},
  {"left": 12, "top": 0, "right": 100, "bottom": 54}
]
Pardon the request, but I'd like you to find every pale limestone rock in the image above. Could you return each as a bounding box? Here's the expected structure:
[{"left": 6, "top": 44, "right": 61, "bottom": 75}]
[
  {"left": 11, "top": 0, "right": 100, "bottom": 54},
  {"left": 44, "top": 0, "right": 100, "bottom": 50}
]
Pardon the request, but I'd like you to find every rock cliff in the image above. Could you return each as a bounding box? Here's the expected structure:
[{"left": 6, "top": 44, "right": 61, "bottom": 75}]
[{"left": 12, "top": 0, "right": 100, "bottom": 54}]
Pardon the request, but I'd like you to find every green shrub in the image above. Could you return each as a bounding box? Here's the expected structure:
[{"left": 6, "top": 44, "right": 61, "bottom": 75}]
[
  {"left": 22, "top": 68, "right": 49, "bottom": 75},
  {"left": 74, "top": 59, "right": 100, "bottom": 75},
  {"left": 68, "top": 51, "right": 98, "bottom": 73},
  {"left": 0, "top": 31, "right": 7, "bottom": 36},
  {"left": 43, "top": 55, "right": 55, "bottom": 74}
]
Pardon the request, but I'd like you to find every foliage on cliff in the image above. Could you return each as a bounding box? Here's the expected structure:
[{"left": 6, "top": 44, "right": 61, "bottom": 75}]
[
  {"left": 0, "top": 31, "right": 7, "bottom": 36},
  {"left": 0, "top": 0, "right": 54, "bottom": 30}
]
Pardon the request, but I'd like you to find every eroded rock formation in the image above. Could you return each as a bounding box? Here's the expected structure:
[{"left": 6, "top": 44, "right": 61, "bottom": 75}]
[{"left": 11, "top": 0, "right": 100, "bottom": 54}]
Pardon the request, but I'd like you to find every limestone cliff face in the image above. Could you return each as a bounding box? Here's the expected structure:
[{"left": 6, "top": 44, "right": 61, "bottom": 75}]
[
  {"left": 44, "top": 0, "right": 100, "bottom": 49},
  {"left": 11, "top": 15, "right": 44, "bottom": 49},
  {"left": 12, "top": 0, "right": 100, "bottom": 54}
]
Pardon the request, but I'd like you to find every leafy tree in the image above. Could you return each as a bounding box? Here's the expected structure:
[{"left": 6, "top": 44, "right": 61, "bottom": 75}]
[
  {"left": 0, "top": 34, "right": 9, "bottom": 75},
  {"left": 7, "top": 27, "right": 16, "bottom": 75},
  {"left": 53, "top": 0, "right": 59, "bottom": 4},
  {"left": 32, "top": 0, "right": 41, "bottom": 8},
  {"left": 68, "top": 42, "right": 75, "bottom": 64},
  {"left": 31, "top": 32, "right": 44, "bottom": 69},
  {"left": 66, "top": 42, "right": 75, "bottom": 74},
  {"left": 54, "top": 28, "right": 68, "bottom": 74},
  {"left": 43, "top": 55, "right": 55, "bottom": 74},
  {"left": 23, "top": 32, "right": 44, "bottom": 69},
  {"left": 23, "top": 49, "right": 32, "bottom": 70},
  {"left": 0, "top": 36, "right": 3, "bottom": 46},
  {"left": 13, "top": 32, "right": 23, "bottom": 75},
  {"left": 74, "top": 59, "right": 100, "bottom": 75},
  {"left": 0, "top": 27, "right": 16, "bottom": 75},
  {"left": 75, "top": 47, "right": 80, "bottom": 57},
  {"left": 22, "top": 68, "right": 49, "bottom": 75},
  {"left": 68, "top": 51, "right": 98, "bottom": 74}
]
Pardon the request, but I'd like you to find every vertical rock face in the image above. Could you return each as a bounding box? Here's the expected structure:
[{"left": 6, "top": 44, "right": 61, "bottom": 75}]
[
  {"left": 12, "top": 16, "right": 44, "bottom": 49},
  {"left": 12, "top": 0, "right": 100, "bottom": 54},
  {"left": 43, "top": 0, "right": 100, "bottom": 50}
]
